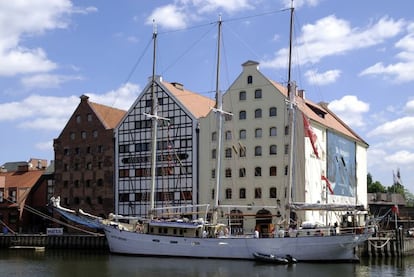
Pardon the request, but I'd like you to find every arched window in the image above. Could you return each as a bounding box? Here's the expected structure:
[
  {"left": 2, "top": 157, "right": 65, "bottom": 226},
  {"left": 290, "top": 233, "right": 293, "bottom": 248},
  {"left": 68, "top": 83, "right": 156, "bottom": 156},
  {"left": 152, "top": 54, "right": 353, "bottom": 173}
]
[
  {"left": 255, "top": 167, "right": 262, "bottom": 176},
  {"left": 270, "top": 166, "right": 277, "bottom": 176},
  {"left": 255, "top": 146, "right": 262, "bottom": 156},
  {"left": 239, "top": 129, "right": 246, "bottom": 139},
  {"left": 239, "top": 91, "right": 246, "bottom": 100},
  {"left": 269, "top": 187, "right": 277, "bottom": 198},
  {"left": 269, "top": 107, "right": 277, "bottom": 117},
  {"left": 269, "top": 127, "right": 277, "bottom": 136},
  {"left": 225, "top": 130, "right": 232, "bottom": 140},
  {"left": 254, "top": 108, "right": 262, "bottom": 118},
  {"left": 269, "top": 145, "right": 277, "bottom": 155},
  {"left": 247, "top": 75, "right": 253, "bottom": 84},
  {"left": 225, "top": 148, "right": 232, "bottom": 158},
  {"left": 225, "top": 168, "right": 232, "bottom": 178},
  {"left": 239, "top": 189, "right": 246, "bottom": 199},
  {"left": 255, "top": 128, "right": 262, "bottom": 138},
  {"left": 254, "top": 89, "right": 262, "bottom": 99},
  {"left": 239, "top": 110, "right": 247, "bottom": 120}
]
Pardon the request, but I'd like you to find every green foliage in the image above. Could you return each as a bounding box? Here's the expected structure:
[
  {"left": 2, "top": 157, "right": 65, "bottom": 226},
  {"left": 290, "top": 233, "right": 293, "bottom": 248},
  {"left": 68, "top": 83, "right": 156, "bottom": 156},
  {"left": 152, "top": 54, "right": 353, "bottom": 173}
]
[{"left": 367, "top": 173, "right": 386, "bottom": 193}]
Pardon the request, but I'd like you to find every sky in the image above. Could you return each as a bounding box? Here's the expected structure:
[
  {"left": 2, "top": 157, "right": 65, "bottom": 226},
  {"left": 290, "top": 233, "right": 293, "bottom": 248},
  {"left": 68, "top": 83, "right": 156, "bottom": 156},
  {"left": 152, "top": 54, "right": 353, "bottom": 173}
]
[{"left": 0, "top": 0, "right": 414, "bottom": 193}]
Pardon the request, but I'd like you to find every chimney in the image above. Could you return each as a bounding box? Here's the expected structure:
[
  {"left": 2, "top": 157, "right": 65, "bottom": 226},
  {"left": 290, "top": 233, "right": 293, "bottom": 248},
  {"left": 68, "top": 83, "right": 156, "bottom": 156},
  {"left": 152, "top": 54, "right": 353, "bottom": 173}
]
[{"left": 298, "top": 89, "right": 305, "bottom": 99}]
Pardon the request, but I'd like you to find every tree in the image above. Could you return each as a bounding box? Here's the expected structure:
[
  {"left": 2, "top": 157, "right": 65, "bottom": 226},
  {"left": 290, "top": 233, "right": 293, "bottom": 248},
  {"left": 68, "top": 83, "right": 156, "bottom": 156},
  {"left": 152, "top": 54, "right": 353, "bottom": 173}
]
[{"left": 367, "top": 173, "right": 386, "bottom": 193}]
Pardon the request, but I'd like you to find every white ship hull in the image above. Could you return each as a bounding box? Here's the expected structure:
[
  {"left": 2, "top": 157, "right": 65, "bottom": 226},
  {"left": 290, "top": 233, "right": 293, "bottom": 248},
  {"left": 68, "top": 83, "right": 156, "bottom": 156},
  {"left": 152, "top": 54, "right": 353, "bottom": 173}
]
[{"left": 103, "top": 225, "right": 369, "bottom": 261}]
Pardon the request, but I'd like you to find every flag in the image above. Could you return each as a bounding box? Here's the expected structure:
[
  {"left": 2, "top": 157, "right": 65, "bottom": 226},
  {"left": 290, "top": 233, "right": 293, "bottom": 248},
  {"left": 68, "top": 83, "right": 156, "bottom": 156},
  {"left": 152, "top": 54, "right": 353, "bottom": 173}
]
[
  {"left": 391, "top": 204, "right": 399, "bottom": 215},
  {"left": 302, "top": 114, "right": 319, "bottom": 158},
  {"left": 321, "top": 175, "right": 334, "bottom": 194}
]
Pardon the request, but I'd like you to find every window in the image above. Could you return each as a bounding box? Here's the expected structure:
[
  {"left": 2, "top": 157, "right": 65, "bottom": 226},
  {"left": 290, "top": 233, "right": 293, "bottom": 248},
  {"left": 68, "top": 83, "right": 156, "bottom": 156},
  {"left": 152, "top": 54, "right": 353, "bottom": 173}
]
[
  {"left": 97, "top": 178, "right": 104, "bottom": 186},
  {"left": 239, "top": 188, "right": 246, "bottom": 199},
  {"left": 284, "top": 144, "right": 289, "bottom": 155},
  {"left": 255, "top": 128, "right": 262, "bottom": 138},
  {"left": 119, "top": 169, "right": 129, "bottom": 178},
  {"left": 224, "top": 113, "right": 232, "bottom": 121},
  {"left": 211, "top": 149, "right": 216, "bottom": 159},
  {"left": 239, "top": 146, "right": 246, "bottom": 157},
  {"left": 254, "top": 109, "right": 262, "bottom": 118},
  {"left": 86, "top": 162, "right": 92, "bottom": 170},
  {"left": 247, "top": 75, "right": 253, "bottom": 84},
  {"left": 81, "top": 131, "right": 86, "bottom": 139},
  {"left": 87, "top": 113, "right": 92, "bottom": 121},
  {"left": 269, "top": 127, "right": 277, "bottom": 136},
  {"left": 239, "top": 129, "right": 246, "bottom": 139},
  {"left": 254, "top": 89, "right": 262, "bottom": 99},
  {"left": 239, "top": 91, "right": 246, "bottom": 100},
  {"left": 269, "top": 107, "right": 277, "bottom": 117},
  {"left": 225, "top": 168, "right": 232, "bottom": 178},
  {"left": 225, "top": 130, "right": 232, "bottom": 140},
  {"left": 76, "top": 115, "right": 81, "bottom": 123},
  {"left": 270, "top": 166, "right": 277, "bottom": 176},
  {"left": 285, "top": 125, "right": 289, "bottom": 135},
  {"left": 255, "top": 146, "right": 262, "bottom": 156},
  {"left": 211, "top": 169, "right": 216, "bottom": 179},
  {"left": 64, "top": 148, "right": 69, "bottom": 155},
  {"left": 212, "top": 132, "right": 217, "bottom": 141},
  {"left": 284, "top": 166, "right": 289, "bottom": 176},
  {"left": 239, "top": 168, "right": 246, "bottom": 177},
  {"left": 255, "top": 188, "right": 262, "bottom": 199},
  {"left": 225, "top": 188, "right": 232, "bottom": 199},
  {"left": 225, "top": 148, "right": 232, "bottom": 158},
  {"left": 8, "top": 188, "right": 16, "bottom": 202},
  {"left": 0, "top": 188, "right": 4, "bottom": 203},
  {"left": 93, "top": 130, "right": 98, "bottom": 138},
  {"left": 239, "top": 110, "right": 246, "bottom": 120},
  {"left": 270, "top": 187, "right": 277, "bottom": 198},
  {"left": 211, "top": 189, "right": 215, "bottom": 200},
  {"left": 70, "top": 132, "right": 75, "bottom": 140},
  {"left": 255, "top": 167, "right": 262, "bottom": 176},
  {"left": 269, "top": 145, "right": 277, "bottom": 155},
  {"left": 119, "top": 144, "right": 129, "bottom": 153},
  {"left": 74, "top": 180, "right": 79, "bottom": 187}
]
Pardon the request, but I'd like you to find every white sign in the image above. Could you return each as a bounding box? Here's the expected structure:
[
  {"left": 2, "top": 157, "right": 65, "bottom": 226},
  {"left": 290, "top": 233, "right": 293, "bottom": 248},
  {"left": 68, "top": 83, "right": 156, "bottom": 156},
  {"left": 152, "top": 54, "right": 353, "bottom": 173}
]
[{"left": 47, "top": 228, "right": 63, "bottom": 236}]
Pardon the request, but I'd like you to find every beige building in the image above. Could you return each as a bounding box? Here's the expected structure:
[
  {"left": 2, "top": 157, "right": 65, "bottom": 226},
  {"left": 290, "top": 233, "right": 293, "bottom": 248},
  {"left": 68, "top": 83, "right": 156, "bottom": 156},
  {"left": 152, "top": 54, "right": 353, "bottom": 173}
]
[{"left": 199, "top": 61, "right": 368, "bottom": 235}]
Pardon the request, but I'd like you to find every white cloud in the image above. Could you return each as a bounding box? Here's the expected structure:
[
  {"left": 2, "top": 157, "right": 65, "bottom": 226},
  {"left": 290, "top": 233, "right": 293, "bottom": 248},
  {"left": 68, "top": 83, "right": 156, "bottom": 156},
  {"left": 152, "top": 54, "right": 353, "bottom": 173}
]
[
  {"left": 281, "top": 0, "right": 321, "bottom": 8},
  {"left": 0, "top": 82, "right": 140, "bottom": 130},
  {"left": 384, "top": 150, "right": 414, "bottom": 165},
  {"left": 304, "top": 69, "right": 341, "bottom": 85},
  {"left": 145, "top": 0, "right": 255, "bottom": 30},
  {"left": 21, "top": 74, "right": 83, "bottom": 89},
  {"left": 146, "top": 4, "right": 189, "bottom": 30},
  {"left": 0, "top": 1, "right": 95, "bottom": 77},
  {"left": 360, "top": 23, "right": 414, "bottom": 82},
  {"left": 367, "top": 116, "right": 414, "bottom": 137},
  {"left": 328, "top": 95, "right": 369, "bottom": 128},
  {"left": 35, "top": 140, "right": 54, "bottom": 151},
  {"left": 405, "top": 99, "right": 414, "bottom": 114},
  {"left": 261, "top": 15, "right": 404, "bottom": 69}
]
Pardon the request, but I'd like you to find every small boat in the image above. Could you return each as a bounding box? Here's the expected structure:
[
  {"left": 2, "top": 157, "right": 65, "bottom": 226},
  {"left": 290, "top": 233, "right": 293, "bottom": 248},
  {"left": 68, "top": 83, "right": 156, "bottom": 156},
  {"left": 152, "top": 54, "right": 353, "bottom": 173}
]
[{"left": 253, "top": 252, "right": 289, "bottom": 264}]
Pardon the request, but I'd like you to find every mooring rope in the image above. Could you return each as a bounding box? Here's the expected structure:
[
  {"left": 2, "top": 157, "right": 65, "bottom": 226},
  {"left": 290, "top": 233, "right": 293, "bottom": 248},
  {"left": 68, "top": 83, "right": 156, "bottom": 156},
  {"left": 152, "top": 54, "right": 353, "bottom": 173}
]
[{"left": 368, "top": 238, "right": 391, "bottom": 249}]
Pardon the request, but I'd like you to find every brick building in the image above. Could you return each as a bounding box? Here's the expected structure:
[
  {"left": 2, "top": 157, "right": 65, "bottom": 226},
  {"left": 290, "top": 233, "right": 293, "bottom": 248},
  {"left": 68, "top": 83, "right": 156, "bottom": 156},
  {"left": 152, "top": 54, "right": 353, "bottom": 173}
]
[
  {"left": 53, "top": 95, "right": 126, "bottom": 218},
  {"left": 0, "top": 159, "right": 51, "bottom": 233}
]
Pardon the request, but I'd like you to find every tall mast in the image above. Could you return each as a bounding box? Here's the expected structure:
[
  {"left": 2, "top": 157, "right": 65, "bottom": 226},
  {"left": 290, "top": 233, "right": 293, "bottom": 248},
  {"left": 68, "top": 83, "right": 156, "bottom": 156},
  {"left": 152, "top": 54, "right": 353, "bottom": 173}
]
[
  {"left": 285, "top": 1, "right": 296, "bottom": 230},
  {"left": 212, "top": 16, "right": 223, "bottom": 224},
  {"left": 149, "top": 21, "right": 158, "bottom": 219}
]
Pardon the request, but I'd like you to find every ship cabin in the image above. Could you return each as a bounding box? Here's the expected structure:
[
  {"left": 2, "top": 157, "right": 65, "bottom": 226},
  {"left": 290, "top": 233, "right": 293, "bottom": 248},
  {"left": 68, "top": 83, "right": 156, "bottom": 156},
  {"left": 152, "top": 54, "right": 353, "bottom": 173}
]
[{"left": 144, "top": 221, "right": 204, "bottom": 238}]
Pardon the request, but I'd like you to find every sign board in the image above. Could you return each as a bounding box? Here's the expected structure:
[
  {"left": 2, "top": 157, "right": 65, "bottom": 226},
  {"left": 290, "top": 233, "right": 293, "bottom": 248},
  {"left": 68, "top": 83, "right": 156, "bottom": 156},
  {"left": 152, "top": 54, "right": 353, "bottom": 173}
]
[{"left": 46, "top": 228, "right": 63, "bottom": 236}]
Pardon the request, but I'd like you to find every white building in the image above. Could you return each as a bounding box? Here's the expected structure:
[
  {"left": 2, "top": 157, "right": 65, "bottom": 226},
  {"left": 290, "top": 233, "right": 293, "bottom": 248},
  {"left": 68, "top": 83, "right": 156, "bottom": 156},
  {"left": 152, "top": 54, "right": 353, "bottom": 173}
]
[
  {"left": 199, "top": 61, "right": 368, "bottom": 235},
  {"left": 114, "top": 76, "right": 214, "bottom": 217}
]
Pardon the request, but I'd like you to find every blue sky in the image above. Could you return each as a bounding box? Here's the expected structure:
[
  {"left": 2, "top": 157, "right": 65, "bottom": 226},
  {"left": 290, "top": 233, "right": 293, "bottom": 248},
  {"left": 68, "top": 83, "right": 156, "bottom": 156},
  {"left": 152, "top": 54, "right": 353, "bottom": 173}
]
[{"left": 1, "top": 0, "right": 414, "bottom": 192}]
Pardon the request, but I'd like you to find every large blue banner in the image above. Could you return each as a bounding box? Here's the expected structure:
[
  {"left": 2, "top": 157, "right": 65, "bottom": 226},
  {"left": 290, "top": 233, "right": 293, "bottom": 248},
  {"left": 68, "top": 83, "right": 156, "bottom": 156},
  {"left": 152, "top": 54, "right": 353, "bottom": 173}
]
[{"left": 327, "top": 131, "right": 356, "bottom": 197}]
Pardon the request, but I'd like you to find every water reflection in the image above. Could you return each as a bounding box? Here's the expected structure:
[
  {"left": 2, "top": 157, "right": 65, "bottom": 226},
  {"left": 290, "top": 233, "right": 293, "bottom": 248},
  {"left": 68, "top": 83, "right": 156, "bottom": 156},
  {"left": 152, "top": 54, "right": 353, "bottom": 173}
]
[{"left": 1, "top": 250, "right": 414, "bottom": 277}]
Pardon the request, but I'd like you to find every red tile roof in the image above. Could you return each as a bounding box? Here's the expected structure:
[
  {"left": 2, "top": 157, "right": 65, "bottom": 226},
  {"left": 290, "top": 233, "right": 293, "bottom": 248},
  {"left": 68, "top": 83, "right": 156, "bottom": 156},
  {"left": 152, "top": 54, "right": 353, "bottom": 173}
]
[
  {"left": 89, "top": 102, "right": 127, "bottom": 129},
  {"left": 162, "top": 81, "right": 215, "bottom": 118}
]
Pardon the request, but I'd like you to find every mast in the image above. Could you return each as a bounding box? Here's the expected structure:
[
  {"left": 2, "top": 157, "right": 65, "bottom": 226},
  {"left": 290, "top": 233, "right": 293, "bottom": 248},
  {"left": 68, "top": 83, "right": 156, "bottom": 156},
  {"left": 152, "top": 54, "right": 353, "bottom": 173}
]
[
  {"left": 149, "top": 21, "right": 158, "bottom": 219},
  {"left": 285, "top": 1, "right": 296, "bottom": 230},
  {"left": 212, "top": 15, "right": 223, "bottom": 225}
]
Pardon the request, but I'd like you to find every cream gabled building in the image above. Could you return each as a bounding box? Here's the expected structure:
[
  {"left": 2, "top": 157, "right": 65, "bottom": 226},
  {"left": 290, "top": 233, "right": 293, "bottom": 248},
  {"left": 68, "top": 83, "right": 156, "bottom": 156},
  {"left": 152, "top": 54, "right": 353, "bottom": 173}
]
[{"left": 199, "top": 61, "right": 368, "bottom": 235}]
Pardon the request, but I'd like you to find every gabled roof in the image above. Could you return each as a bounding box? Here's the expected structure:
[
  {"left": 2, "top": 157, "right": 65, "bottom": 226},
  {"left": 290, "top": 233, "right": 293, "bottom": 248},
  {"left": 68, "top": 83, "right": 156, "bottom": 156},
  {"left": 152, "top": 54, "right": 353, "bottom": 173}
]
[
  {"left": 162, "top": 81, "right": 215, "bottom": 119},
  {"left": 0, "top": 169, "right": 44, "bottom": 189},
  {"left": 268, "top": 80, "right": 368, "bottom": 146},
  {"left": 89, "top": 101, "right": 127, "bottom": 129}
]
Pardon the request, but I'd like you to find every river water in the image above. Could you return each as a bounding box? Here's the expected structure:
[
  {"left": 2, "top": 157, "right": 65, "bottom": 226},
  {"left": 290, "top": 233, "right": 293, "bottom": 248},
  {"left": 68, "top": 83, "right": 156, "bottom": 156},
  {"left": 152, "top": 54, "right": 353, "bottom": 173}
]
[{"left": 1, "top": 249, "right": 413, "bottom": 277}]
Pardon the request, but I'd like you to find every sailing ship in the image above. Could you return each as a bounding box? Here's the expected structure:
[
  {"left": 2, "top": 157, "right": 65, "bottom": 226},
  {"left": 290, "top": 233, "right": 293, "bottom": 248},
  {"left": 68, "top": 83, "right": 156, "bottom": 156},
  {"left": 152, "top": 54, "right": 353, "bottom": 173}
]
[
  {"left": 99, "top": 6, "right": 373, "bottom": 261},
  {"left": 53, "top": 5, "right": 373, "bottom": 262}
]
